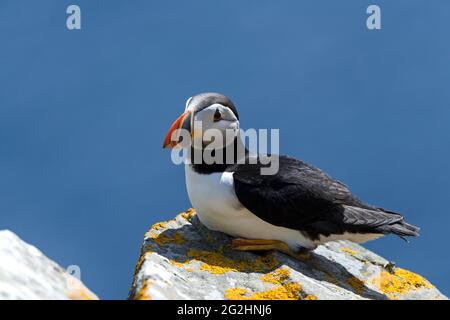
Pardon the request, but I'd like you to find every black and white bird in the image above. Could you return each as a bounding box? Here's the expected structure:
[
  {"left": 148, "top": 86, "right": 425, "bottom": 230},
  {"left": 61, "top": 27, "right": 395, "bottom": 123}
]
[{"left": 163, "top": 93, "right": 419, "bottom": 259}]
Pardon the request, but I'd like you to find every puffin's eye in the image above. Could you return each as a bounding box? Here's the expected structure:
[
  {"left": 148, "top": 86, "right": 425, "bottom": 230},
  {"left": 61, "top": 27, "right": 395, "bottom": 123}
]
[{"left": 213, "top": 108, "right": 222, "bottom": 122}]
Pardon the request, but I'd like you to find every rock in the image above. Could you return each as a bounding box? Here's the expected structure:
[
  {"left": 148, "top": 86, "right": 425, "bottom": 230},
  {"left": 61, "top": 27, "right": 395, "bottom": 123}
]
[
  {"left": 0, "top": 230, "right": 98, "bottom": 300},
  {"left": 129, "top": 209, "right": 447, "bottom": 300}
]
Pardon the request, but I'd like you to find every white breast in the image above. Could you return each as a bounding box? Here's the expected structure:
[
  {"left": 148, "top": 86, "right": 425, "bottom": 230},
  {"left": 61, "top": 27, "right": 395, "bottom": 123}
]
[{"left": 184, "top": 164, "right": 317, "bottom": 250}]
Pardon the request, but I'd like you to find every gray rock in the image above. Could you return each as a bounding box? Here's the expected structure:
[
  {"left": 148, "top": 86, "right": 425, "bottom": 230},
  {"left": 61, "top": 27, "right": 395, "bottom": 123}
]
[
  {"left": 0, "top": 230, "right": 98, "bottom": 300},
  {"left": 129, "top": 209, "right": 447, "bottom": 300}
]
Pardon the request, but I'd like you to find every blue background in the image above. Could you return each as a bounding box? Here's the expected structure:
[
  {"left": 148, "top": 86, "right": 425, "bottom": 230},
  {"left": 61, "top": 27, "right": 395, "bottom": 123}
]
[{"left": 1, "top": 1, "right": 449, "bottom": 299}]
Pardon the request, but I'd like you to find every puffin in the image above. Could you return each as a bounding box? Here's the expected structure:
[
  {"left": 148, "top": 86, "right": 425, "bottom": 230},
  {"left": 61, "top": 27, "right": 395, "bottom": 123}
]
[{"left": 163, "top": 92, "right": 419, "bottom": 259}]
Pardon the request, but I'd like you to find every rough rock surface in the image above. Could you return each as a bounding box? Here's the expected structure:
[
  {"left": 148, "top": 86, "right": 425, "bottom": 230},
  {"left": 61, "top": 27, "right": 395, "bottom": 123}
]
[
  {"left": 129, "top": 209, "right": 447, "bottom": 300},
  {"left": 0, "top": 230, "right": 98, "bottom": 300}
]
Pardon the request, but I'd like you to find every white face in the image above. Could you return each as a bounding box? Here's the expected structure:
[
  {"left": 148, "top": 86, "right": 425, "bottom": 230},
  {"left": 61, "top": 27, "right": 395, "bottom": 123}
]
[{"left": 189, "top": 103, "right": 240, "bottom": 149}]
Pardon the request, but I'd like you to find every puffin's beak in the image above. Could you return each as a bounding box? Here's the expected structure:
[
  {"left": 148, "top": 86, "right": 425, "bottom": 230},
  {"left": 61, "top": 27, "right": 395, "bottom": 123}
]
[{"left": 163, "top": 111, "right": 192, "bottom": 148}]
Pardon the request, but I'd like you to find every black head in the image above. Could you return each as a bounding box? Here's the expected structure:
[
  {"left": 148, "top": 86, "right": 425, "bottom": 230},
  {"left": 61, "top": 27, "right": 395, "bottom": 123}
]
[{"left": 185, "top": 92, "right": 239, "bottom": 120}]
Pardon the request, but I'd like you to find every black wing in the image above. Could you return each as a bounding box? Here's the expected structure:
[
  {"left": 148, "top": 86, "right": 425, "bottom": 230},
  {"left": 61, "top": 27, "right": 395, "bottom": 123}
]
[{"left": 230, "top": 155, "right": 419, "bottom": 239}]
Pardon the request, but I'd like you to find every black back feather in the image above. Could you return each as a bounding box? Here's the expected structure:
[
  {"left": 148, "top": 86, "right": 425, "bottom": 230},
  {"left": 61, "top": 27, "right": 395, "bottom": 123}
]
[{"left": 230, "top": 155, "right": 420, "bottom": 240}]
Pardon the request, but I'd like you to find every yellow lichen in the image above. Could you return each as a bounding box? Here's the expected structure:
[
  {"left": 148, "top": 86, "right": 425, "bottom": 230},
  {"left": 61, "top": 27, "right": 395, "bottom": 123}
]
[
  {"left": 341, "top": 247, "right": 358, "bottom": 255},
  {"left": 139, "top": 210, "right": 323, "bottom": 301},
  {"left": 346, "top": 276, "right": 365, "bottom": 295},
  {"left": 224, "top": 267, "right": 317, "bottom": 300},
  {"left": 178, "top": 208, "right": 196, "bottom": 221},
  {"left": 134, "top": 252, "right": 148, "bottom": 276},
  {"left": 371, "top": 268, "right": 433, "bottom": 299},
  {"left": 260, "top": 268, "right": 290, "bottom": 284},
  {"left": 134, "top": 280, "right": 152, "bottom": 300},
  {"left": 169, "top": 259, "right": 185, "bottom": 268},
  {"left": 144, "top": 211, "right": 190, "bottom": 246},
  {"left": 224, "top": 288, "right": 248, "bottom": 300},
  {"left": 251, "top": 283, "right": 302, "bottom": 300},
  {"left": 186, "top": 249, "right": 280, "bottom": 275},
  {"left": 151, "top": 221, "right": 168, "bottom": 231},
  {"left": 187, "top": 249, "right": 243, "bottom": 274},
  {"left": 199, "top": 264, "right": 231, "bottom": 274},
  {"left": 134, "top": 244, "right": 157, "bottom": 276},
  {"left": 150, "top": 231, "right": 185, "bottom": 246},
  {"left": 225, "top": 283, "right": 302, "bottom": 300}
]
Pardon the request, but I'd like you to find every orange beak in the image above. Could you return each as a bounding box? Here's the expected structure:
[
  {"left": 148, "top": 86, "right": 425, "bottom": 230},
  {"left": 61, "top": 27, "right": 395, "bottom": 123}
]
[{"left": 163, "top": 111, "right": 192, "bottom": 148}]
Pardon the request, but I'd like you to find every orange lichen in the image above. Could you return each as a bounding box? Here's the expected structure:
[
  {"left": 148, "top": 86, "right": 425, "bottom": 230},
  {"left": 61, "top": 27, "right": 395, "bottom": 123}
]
[
  {"left": 224, "top": 288, "right": 248, "bottom": 299},
  {"left": 169, "top": 259, "right": 185, "bottom": 268},
  {"left": 150, "top": 231, "right": 185, "bottom": 246},
  {"left": 251, "top": 283, "right": 302, "bottom": 300},
  {"left": 341, "top": 247, "right": 358, "bottom": 255},
  {"left": 371, "top": 268, "right": 433, "bottom": 299},
  {"left": 346, "top": 276, "right": 365, "bottom": 295},
  {"left": 151, "top": 221, "right": 168, "bottom": 231},
  {"left": 144, "top": 213, "right": 189, "bottom": 246},
  {"left": 178, "top": 208, "right": 196, "bottom": 221},
  {"left": 144, "top": 209, "right": 195, "bottom": 241},
  {"left": 134, "top": 244, "right": 157, "bottom": 276},
  {"left": 187, "top": 249, "right": 244, "bottom": 274},
  {"left": 134, "top": 252, "right": 148, "bottom": 276},
  {"left": 224, "top": 283, "right": 302, "bottom": 300},
  {"left": 78, "top": 288, "right": 98, "bottom": 300},
  {"left": 260, "top": 268, "right": 290, "bottom": 284},
  {"left": 224, "top": 267, "right": 316, "bottom": 300},
  {"left": 186, "top": 249, "right": 280, "bottom": 275},
  {"left": 134, "top": 280, "right": 152, "bottom": 300}
]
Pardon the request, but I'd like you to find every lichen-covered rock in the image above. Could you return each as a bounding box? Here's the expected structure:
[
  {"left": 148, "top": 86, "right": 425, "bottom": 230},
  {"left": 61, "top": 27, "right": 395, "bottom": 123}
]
[
  {"left": 0, "top": 230, "right": 98, "bottom": 300},
  {"left": 129, "top": 209, "right": 447, "bottom": 300}
]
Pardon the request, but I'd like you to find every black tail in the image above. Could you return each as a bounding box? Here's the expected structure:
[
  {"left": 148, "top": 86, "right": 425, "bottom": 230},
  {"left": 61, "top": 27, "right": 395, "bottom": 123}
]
[
  {"left": 379, "top": 219, "right": 420, "bottom": 241},
  {"left": 370, "top": 207, "right": 420, "bottom": 239},
  {"left": 340, "top": 206, "right": 420, "bottom": 241}
]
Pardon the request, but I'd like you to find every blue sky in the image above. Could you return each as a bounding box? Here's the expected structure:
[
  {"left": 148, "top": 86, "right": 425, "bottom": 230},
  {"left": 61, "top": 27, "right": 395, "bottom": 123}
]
[{"left": 1, "top": 1, "right": 449, "bottom": 299}]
